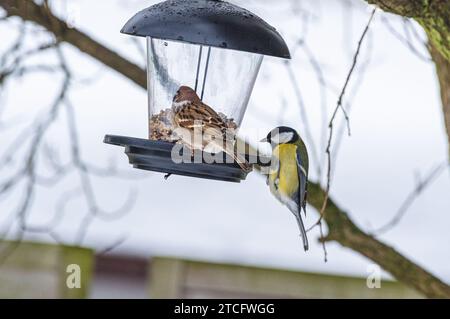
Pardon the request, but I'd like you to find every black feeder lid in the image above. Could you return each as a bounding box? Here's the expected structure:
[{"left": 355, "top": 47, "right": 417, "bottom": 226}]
[{"left": 121, "top": 0, "right": 291, "bottom": 59}]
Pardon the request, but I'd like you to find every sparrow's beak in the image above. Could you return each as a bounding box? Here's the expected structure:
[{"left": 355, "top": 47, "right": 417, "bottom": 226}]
[{"left": 260, "top": 137, "right": 268, "bottom": 143}]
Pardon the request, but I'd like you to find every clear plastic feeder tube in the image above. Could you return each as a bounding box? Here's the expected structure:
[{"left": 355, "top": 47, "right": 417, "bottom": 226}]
[{"left": 146, "top": 37, "right": 263, "bottom": 141}]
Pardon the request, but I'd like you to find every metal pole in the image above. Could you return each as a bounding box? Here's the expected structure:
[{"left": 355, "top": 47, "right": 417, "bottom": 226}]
[
  {"left": 200, "top": 46, "right": 211, "bottom": 101},
  {"left": 194, "top": 45, "right": 203, "bottom": 93}
]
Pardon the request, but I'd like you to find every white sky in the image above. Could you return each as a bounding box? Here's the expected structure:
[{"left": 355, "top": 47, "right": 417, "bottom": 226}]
[{"left": 0, "top": 0, "right": 449, "bottom": 282}]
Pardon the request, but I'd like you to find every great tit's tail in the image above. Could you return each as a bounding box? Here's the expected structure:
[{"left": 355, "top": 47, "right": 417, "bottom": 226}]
[
  {"left": 286, "top": 201, "right": 309, "bottom": 251},
  {"left": 295, "top": 213, "right": 309, "bottom": 251}
]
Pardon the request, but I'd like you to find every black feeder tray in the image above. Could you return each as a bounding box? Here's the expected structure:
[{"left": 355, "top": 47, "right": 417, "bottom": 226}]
[
  {"left": 104, "top": 0, "right": 290, "bottom": 182},
  {"left": 104, "top": 135, "right": 250, "bottom": 183}
]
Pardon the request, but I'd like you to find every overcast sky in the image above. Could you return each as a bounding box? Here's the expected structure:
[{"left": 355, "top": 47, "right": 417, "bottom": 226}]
[{"left": 0, "top": 0, "right": 449, "bottom": 282}]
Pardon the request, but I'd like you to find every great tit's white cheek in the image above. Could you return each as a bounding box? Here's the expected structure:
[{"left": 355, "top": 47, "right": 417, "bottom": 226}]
[
  {"left": 274, "top": 132, "right": 293, "bottom": 144},
  {"left": 271, "top": 132, "right": 280, "bottom": 144}
]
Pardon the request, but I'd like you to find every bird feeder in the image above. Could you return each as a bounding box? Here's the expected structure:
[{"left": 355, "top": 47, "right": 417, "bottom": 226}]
[{"left": 104, "top": 0, "right": 290, "bottom": 182}]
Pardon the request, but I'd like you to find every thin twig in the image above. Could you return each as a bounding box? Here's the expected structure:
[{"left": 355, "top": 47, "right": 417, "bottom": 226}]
[
  {"left": 309, "top": 8, "right": 377, "bottom": 261},
  {"left": 0, "top": 29, "right": 138, "bottom": 265},
  {"left": 97, "top": 235, "right": 128, "bottom": 256},
  {"left": 322, "top": 7, "right": 376, "bottom": 215},
  {"left": 380, "top": 16, "right": 431, "bottom": 62},
  {"left": 373, "top": 162, "right": 448, "bottom": 235}
]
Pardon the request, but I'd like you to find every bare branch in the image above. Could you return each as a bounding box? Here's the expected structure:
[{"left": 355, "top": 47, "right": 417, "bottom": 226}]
[
  {"left": 313, "top": 8, "right": 376, "bottom": 242},
  {"left": 0, "top": 0, "right": 146, "bottom": 88},
  {"left": 380, "top": 15, "right": 431, "bottom": 62},
  {"left": 373, "top": 162, "right": 448, "bottom": 235},
  {"left": 0, "top": 20, "right": 138, "bottom": 265},
  {"left": 97, "top": 235, "right": 128, "bottom": 256}
]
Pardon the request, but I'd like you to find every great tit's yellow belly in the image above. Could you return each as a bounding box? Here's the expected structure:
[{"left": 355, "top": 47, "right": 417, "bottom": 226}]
[{"left": 269, "top": 144, "right": 299, "bottom": 199}]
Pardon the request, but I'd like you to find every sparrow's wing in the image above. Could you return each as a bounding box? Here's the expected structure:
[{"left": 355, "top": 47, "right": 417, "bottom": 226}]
[
  {"left": 175, "top": 102, "right": 226, "bottom": 133},
  {"left": 174, "top": 102, "right": 250, "bottom": 171}
]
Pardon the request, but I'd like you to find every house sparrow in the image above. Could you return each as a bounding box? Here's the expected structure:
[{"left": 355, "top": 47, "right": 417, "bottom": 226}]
[
  {"left": 261, "top": 126, "right": 309, "bottom": 251},
  {"left": 172, "top": 86, "right": 251, "bottom": 172}
]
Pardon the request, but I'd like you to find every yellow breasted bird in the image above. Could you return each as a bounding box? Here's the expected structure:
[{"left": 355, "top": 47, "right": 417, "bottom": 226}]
[{"left": 261, "top": 126, "right": 309, "bottom": 251}]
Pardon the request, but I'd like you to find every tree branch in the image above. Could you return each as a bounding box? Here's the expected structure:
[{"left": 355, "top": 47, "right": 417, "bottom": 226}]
[
  {"left": 2, "top": 0, "right": 449, "bottom": 298},
  {"left": 0, "top": 0, "right": 146, "bottom": 88}
]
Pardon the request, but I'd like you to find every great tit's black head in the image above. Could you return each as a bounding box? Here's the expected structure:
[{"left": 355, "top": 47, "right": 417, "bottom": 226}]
[{"left": 261, "top": 126, "right": 299, "bottom": 145}]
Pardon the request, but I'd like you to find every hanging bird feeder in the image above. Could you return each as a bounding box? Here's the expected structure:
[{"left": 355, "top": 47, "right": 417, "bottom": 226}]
[{"left": 104, "top": 0, "right": 290, "bottom": 182}]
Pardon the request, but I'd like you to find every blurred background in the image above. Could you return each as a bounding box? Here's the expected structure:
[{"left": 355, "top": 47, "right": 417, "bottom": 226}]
[{"left": 0, "top": 0, "right": 448, "bottom": 298}]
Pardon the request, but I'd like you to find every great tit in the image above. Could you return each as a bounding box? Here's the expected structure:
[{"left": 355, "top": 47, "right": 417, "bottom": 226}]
[{"left": 261, "top": 126, "right": 309, "bottom": 251}]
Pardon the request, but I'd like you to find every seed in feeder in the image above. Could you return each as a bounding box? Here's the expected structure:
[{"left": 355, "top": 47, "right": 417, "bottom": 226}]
[
  {"left": 149, "top": 108, "right": 177, "bottom": 142},
  {"left": 149, "top": 108, "right": 238, "bottom": 144}
]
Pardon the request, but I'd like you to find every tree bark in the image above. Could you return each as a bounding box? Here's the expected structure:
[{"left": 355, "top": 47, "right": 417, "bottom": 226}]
[
  {"left": 1, "top": 0, "right": 450, "bottom": 298},
  {"left": 430, "top": 46, "right": 450, "bottom": 159}
]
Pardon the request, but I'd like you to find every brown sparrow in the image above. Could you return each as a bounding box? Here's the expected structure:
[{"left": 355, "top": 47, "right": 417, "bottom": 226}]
[{"left": 172, "top": 86, "right": 251, "bottom": 172}]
